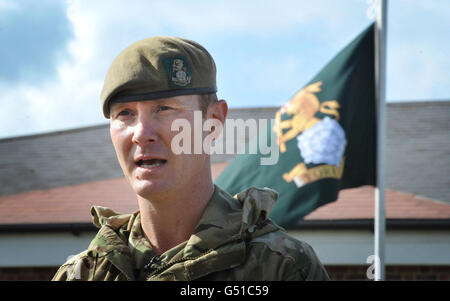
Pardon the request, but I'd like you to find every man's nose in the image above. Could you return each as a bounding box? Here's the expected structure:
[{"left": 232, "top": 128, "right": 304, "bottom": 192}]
[{"left": 131, "top": 115, "right": 159, "bottom": 146}]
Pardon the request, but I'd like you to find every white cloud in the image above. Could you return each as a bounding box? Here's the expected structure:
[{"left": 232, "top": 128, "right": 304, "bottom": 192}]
[
  {"left": 145, "top": 0, "right": 362, "bottom": 35},
  {"left": 69, "top": 0, "right": 365, "bottom": 36},
  {"left": 0, "top": 0, "right": 19, "bottom": 12}
]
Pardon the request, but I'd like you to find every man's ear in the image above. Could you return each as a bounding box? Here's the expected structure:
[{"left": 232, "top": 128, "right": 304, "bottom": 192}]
[
  {"left": 208, "top": 99, "right": 228, "bottom": 124},
  {"left": 205, "top": 100, "right": 227, "bottom": 139}
]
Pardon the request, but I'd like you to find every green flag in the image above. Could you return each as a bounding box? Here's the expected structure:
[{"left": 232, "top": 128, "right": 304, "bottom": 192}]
[{"left": 215, "top": 24, "right": 376, "bottom": 229}]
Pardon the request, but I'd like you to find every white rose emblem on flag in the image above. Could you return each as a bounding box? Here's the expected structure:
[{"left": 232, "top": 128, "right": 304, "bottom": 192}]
[{"left": 296, "top": 116, "right": 346, "bottom": 167}]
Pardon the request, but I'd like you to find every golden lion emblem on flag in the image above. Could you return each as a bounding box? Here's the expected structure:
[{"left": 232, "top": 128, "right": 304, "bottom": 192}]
[{"left": 273, "top": 81, "right": 346, "bottom": 187}]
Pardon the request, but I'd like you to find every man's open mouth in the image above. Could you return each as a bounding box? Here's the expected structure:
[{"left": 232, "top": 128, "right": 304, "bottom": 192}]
[{"left": 136, "top": 159, "right": 167, "bottom": 168}]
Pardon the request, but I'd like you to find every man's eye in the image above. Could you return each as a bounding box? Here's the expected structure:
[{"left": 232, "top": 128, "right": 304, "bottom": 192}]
[
  {"left": 118, "top": 110, "right": 130, "bottom": 116},
  {"left": 113, "top": 110, "right": 133, "bottom": 120},
  {"left": 158, "top": 106, "right": 172, "bottom": 112}
]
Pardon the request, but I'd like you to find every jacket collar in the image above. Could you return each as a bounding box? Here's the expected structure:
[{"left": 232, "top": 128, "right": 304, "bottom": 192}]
[
  {"left": 88, "top": 224, "right": 136, "bottom": 280},
  {"left": 88, "top": 206, "right": 138, "bottom": 280},
  {"left": 147, "top": 186, "right": 280, "bottom": 280},
  {"left": 183, "top": 186, "right": 244, "bottom": 258},
  {"left": 185, "top": 185, "right": 279, "bottom": 257}
]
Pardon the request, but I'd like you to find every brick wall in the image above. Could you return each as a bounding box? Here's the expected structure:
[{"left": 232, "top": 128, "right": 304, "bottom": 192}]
[
  {"left": 0, "top": 267, "right": 58, "bottom": 281},
  {"left": 0, "top": 265, "right": 448, "bottom": 281},
  {"left": 325, "top": 265, "right": 450, "bottom": 281}
]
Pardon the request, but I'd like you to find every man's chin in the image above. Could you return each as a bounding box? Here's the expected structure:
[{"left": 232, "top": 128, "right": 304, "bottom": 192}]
[{"left": 132, "top": 180, "right": 170, "bottom": 199}]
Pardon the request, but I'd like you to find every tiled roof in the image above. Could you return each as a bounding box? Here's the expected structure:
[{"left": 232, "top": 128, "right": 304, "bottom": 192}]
[
  {"left": 0, "top": 178, "right": 137, "bottom": 224},
  {"left": 0, "top": 163, "right": 449, "bottom": 226},
  {"left": 304, "top": 186, "right": 450, "bottom": 220}
]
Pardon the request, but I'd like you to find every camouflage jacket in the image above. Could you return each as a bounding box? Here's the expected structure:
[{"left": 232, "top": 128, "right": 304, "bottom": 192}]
[{"left": 52, "top": 186, "right": 329, "bottom": 281}]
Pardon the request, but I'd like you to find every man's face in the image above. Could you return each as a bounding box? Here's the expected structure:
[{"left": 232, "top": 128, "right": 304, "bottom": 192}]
[{"left": 109, "top": 95, "right": 211, "bottom": 200}]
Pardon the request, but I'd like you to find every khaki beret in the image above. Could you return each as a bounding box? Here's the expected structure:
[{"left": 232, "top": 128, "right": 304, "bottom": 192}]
[{"left": 101, "top": 36, "right": 217, "bottom": 118}]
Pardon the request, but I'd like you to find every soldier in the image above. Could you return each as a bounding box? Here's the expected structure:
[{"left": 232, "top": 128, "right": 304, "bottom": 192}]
[{"left": 52, "top": 36, "right": 330, "bottom": 281}]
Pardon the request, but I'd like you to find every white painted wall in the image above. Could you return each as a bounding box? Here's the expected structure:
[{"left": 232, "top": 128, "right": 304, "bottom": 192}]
[
  {"left": 0, "top": 229, "right": 449, "bottom": 267},
  {"left": 0, "top": 232, "right": 95, "bottom": 267},
  {"left": 288, "top": 229, "right": 450, "bottom": 265}
]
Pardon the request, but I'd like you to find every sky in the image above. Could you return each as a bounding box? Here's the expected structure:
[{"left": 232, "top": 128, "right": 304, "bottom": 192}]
[{"left": 0, "top": 0, "right": 449, "bottom": 139}]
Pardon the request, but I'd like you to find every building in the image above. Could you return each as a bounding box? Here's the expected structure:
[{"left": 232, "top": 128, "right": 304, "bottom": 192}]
[{"left": 0, "top": 101, "right": 449, "bottom": 280}]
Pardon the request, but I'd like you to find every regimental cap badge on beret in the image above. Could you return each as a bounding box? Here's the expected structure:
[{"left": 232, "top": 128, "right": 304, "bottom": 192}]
[
  {"left": 101, "top": 36, "right": 217, "bottom": 118},
  {"left": 164, "top": 57, "right": 192, "bottom": 88}
]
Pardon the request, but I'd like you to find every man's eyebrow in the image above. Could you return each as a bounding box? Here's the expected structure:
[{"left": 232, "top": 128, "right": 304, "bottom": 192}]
[
  {"left": 157, "top": 98, "right": 188, "bottom": 107},
  {"left": 158, "top": 98, "right": 182, "bottom": 105},
  {"left": 110, "top": 102, "right": 127, "bottom": 111},
  {"left": 109, "top": 99, "right": 186, "bottom": 111}
]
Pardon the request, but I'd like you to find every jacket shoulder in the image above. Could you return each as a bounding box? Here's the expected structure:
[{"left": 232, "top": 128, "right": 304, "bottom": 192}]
[
  {"left": 52, "top": 250, "right": 92, "bottom": 281},
  {"left": 247, "top": 227, "right": 330, "bottom": 280}
]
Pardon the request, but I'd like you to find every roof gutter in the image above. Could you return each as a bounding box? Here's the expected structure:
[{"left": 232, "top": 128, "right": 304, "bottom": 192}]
[
  {"left": 290, "top": 219, "right": 450, "bottom": 230},
  {"left": 0, "top": 223, "right": 97, "bottom": 235},
  {"left": 1, "top": 219, "right": 450, "bottom": 234}
]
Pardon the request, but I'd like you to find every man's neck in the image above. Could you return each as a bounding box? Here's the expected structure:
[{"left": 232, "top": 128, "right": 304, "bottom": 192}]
[{"left": 136, "top": 180, "right": 215, "bottom": 255}]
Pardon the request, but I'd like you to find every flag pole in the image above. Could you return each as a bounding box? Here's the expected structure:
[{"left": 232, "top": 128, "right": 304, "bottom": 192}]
[{"left": 374, "top": 0, "right": 388, "bottom": 281}]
